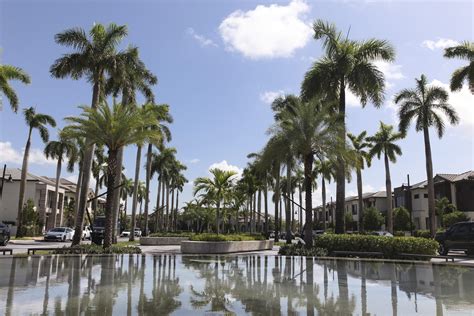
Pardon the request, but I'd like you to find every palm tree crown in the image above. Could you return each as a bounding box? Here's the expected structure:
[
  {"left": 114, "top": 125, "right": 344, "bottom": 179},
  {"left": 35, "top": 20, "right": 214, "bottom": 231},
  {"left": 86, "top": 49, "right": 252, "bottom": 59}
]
[
  {"left": 367, "top": 122, "right": 404, "bottom": 163},
  {"left": 443, "top": 41, "right": 474, "bottom": 92},
  {"left": 0, "top": 64, "right": 31, "bottom": 112},
  {"left": 24, "top": 107, "right": 57, "bottom": 142}
]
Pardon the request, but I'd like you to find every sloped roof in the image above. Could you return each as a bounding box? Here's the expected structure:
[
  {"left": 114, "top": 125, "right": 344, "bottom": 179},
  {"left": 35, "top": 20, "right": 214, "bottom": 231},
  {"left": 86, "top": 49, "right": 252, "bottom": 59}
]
[
  {"left": 5, "top": 168, "right": 37, "bottom": 181},
  {"left": 411, "top": 180, "right": 427, "bottom": 189},
  {"left": 436, "top": 170, "right": 474, "bottom": 182}
]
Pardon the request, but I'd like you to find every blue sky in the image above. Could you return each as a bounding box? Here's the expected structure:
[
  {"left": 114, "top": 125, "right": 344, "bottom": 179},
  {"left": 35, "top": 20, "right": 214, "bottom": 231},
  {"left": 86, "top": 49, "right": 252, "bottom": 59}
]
[{"left": 1, "top": 0, "right": 473, "bottom": 214}]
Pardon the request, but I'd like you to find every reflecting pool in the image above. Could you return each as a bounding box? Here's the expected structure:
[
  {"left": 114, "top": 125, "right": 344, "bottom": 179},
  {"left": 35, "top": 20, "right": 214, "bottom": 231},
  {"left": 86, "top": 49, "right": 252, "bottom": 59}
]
[{"left": 0, "top": 255, "right": 473, "bottom": 315}]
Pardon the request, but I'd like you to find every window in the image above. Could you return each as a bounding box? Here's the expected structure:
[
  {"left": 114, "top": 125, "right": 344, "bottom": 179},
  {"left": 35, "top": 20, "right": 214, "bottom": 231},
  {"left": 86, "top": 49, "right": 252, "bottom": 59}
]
[
  {"left": 424, "top": 194, "right": 428, "bottom": 198},
  {"left": 352, "top": 204, "right": 357, "bottom": 215},
  {"left": 414, "top": 194, "right": 419, "bottom": 199}
]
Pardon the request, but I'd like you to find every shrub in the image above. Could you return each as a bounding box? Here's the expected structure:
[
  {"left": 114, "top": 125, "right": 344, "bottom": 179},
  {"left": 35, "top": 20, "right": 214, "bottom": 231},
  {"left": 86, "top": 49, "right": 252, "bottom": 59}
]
[
  {"left": 394, "top": 231, "right": 405, "bottom": 237},
  {"left": 363, "top": 207, "right": 384, "bottom": 231},
  {"left": 393, "top": 207, "right": 413, "bottom": 231},
  {"left": 278, "top": 244, "right": 328, "bottom": 257},
  {"left": 189, "top": 233, "right": 264, "bottom": 242},
  {"left": 149, "top": 232, "right": 193, "bottom": 238},
  {"left": 52, "top": 244, "right": 142, "bottom": 254},
  {"left": 443, "top": 211, "right": 469, "bottom": 228},
  {"left": 413, "top": 230, "right": 432, "bottom": 239},
  {"left": 313, "top": 234, "right": 439, "bottom": 259}
]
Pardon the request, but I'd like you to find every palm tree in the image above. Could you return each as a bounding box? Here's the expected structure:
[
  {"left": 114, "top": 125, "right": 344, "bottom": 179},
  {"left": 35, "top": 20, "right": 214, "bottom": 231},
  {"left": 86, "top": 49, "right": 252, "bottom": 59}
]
[
  {"left": 314, "top": 159, "right": 336, "bottom": 231},
  {"left": 347, "top": 131, "right": 372, "bottom": 232},
  {"left": 92, "top": 146, "right": 107, "bottom": 216},
  {"left": 301, "top": 20, "right": 395, "bottom": 234},
  {"left": 194, "top": 169, "right": 237, "bottom": 234},
  {"left": 16, "top": 107, "right": 56, "bottom": 237},
  {"left": 0, "top": 64, "right": 30, "bottom": 112},
  {"left": 395, "top": 75, "right": 459, "bottom": 236},
  {"left": 44, "top": 133, "right": 78, "bottom": 229},
  {"left": 367, "top": 122, "right": 404, "bottom": 234},
  {"left": 443, "top": 41, "right": 474, "bottom": 93},
  {"left": 63, "top": 102, "right": 162, "bottom": 248},
  {"left": 51, "top": 23, "right": 129, "bottom": 245}
]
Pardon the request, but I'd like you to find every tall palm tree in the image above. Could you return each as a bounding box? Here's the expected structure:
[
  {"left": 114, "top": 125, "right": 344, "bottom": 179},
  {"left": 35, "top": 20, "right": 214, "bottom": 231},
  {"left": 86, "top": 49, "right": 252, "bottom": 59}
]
[
  {"left": 51, "top": 23, "right": 129, "bottom": 245},
  {"left": 367, "top": 122, "right": 404, "bottom": 234},
  {"left": 347, "top": 131, "right": 372, "bottom": 232},
  {"left": 63, "top": 102, "right": 162, "bottom": 248},
  {"left": 0, "top": 64, "right": 30, "bottom": 112},
  {"left": 194, "top": 169, "right": 237, "bottom": 234},
  {"left": 443, "top": 41, "right": 474, "bottom": 93},
  {"left": 301, "top": 20, "right": 395, "bottom": 234},
  {"left": 16, "top": 107, "right": 56, "bottom": 237},
  {"left": 44, "top": 133, "right": 78, "bottom": 229},
  {"left": 394, "top": 75, "right": 459, "bottom": 236},
  {"left": 314, "top": 159, "right": 336, "bottom": 231}
]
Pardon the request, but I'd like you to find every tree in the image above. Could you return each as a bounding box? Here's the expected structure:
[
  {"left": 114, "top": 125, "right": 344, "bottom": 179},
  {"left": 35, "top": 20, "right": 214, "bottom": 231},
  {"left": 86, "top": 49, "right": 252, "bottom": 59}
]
[
  {"left": 435, "top": 197, "right": 457, "bottom": 227},
  {"left": 443, "top": 211, "right": 469, "bottom": 228},
  {"left": 0, "top": 64, "right": 30, "bottom": 112},
  {"left": 194, "top": 169, "right": 237, "bottom": 234},
  {"left": 395, "top": 74, "right": 459, "bottom": 236},
  {"left": 63, "top": 102, "right": 162, "bottom": 248},
  {"left": 301, "top": 20, "right": 395, "bottom": 234},
  {"left": 16, "top": 107, "right": 56, "bottom": 237},
  {"left": 393, "top": 207, "right": 412, "bottom": 231},
  {"left": 51, "top": 23, "right": 129, "bottom": 246},
  {"left": 367, "top": 122, "right": 404, "bottom": 234},
  {"left": 344, "top": 212, "right": 353, "bottom": 231},
  {"left": 348, "top": 131, "right": 372, "bottom": 232},
  {"left": 363, "top": 207, "right": 384, "bottom": 231},
  {"left": 314, "top": 159, "right": 336, "bottom": 231},
  {"left": 44, "top": 133, "right": 78, "bottom": 229},
  {"left": 443, "top": 41, "right": 474, "bottom": 93}
]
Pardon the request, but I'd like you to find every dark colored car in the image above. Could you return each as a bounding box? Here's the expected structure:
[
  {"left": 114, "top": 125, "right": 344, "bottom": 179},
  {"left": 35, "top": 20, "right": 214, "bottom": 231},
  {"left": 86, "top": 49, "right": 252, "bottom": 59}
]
[
  {"left": 0, "top": 223, "right": 10, "bottom": 246},
  {"left": 435, "top": 221, "right": 474, "bottom": 255},
  {"left": 91, "top": 216, "right": 120, "bottom": 245}
]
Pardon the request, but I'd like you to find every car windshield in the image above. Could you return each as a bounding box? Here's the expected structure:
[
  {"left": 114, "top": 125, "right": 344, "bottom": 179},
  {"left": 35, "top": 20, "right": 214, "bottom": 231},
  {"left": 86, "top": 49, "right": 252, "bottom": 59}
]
[
  {"left": 50, "top": 228, "right": 65, "bottom": 232},
  {"left": 93, "top": 218, "right": 106, "bottom": 227}
]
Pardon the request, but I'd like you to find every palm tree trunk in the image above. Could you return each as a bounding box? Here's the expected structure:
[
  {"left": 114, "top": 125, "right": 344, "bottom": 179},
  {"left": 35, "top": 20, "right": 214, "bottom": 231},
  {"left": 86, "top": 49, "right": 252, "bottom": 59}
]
[
  {"left": 103, "top": 149, "right": 118, "bottom": 248},
  {"left": 264, "top": 183, "right": 269, "bottom": 237},
  {"left": 170, "top": 188, "right": 175, "bottom": 232},
  {"left": 384, "top": 152, "right": 393, "bottom": 233},
  {"left": 335, "top": 78, "right": 347, "bottom": 234},
  {"left": 74, "top": 162, "right": 83, "bottom": 216},
  {"left": 216, "top": 201, "right": 220, "bottom": 234},
  {"left": 93, "top": 174, "right": 100, "bottom": 216},
  {"left": 155, "top": 178, "right": 162, "bottom": 232},
  {"left": 50, "top": 158, "right": 62, "bottom": 230},
  {"left": 161, "top": 179, "right": 166, "bottom": 230},
  {"left": 291, "top": 192, "right": 295, "bottom": 232},
  {"left": 165, "top": 182, "right": 170, "bottom": 231},
  {"left": 304, "top": 153, "right": 314, "bottom": 247},
  {"left": 252, "top": 192, "right": 257, "bottom": 232},
  {"left": 322, "top": 178, "right": 327, "bottom": 231},
  {"left": 274, "top": 163, "right": 280, "bottom": 242},
  {"left": 423, "top": 127, "right": 436, "bottom": 237},
  {"left": 111, "top": 147, "right": 123, "bottom": 242},
  {"left": 357, "top": 168, "right": 364, "bottom": 232},
  {"left": 175, "top": 190, "right": 179, "bottom": 231},
  {"left": 143, "top": 143, "right": 153, "bottom": 236},
  {"left": 16, "top": 127, "right": 32, "bottom": 237},
  {"left": 130, "top": 145, "right": 142, "bottom": 242},
  {"left": 257, "top": 189, "right": 262, "bottom": 232},
  {"left": 299, "top": 184, "right": 303, "bottom": 232},
  {"left": 286, "top": 160, "right": 292, "bottom": 244}
]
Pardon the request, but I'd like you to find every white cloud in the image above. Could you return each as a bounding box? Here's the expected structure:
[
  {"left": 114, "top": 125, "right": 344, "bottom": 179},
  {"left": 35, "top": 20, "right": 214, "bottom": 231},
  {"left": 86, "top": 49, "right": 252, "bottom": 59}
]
[
  {"left": 421, "top": 38, "right": 459, "bottom": 50},
  {"left": 374, "top": 61, "right": 404, "bottom": 80},
  {"left": 0, "top": 141, "right": 56, "bottom": 166},
  {"left": 186, "top": 28, "right": 218, "bottom": 47},
  {"left": 189, "top": 158, "right": 200, "bottom": 164},
  {"left": 259, "top": 90, "right": 285, "bottom": 104},
  {"left": 218, "top": 0, "right": 312, "bottom": 59},
  {"left": 208, "top": 160, "right": 243, "bottom": 179},
  {"left": 345, "top": 89, "right": 360, "bottom": 107},
  {"left": 347, "top": 184, "right": 375, "bottom": 197}
]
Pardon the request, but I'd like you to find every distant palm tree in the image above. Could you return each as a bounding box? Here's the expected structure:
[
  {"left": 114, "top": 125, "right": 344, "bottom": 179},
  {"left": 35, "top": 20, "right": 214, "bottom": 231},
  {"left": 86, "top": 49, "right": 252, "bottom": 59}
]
[
  {"left": 194, "top": 169, "right": 237, "bottom": 234},
  {"left": 16, "top": 107, "right": 56, "bottom": 237},
  {"left": 51, "top": 23, "right": 129, "bottom": 246},
  {"left": 348, "top": 131, "right": 372, "bottom": 232},
  {"left": 0, "top": 64, "right": 30, "bottom": 112},
  {"left": 395, "top": 74, "right": 459, "bottom": 236},
  {"left": 44, "top": 133, "right": 78, "bottom": 229},
  {"left": 301, "top": 20, "right": 395, "bottom": 234},
  {"left": 314, "top": 159, "right": 336, "bottom": 231},
  {"left": 367, "top": 122, "right": 404, "bottom": 234},
  {"left": 63, "top": 102, "right": 162, "bottom": 248},
  {"left": 443, "top": 41, "right": 474, "bottom": 93}
]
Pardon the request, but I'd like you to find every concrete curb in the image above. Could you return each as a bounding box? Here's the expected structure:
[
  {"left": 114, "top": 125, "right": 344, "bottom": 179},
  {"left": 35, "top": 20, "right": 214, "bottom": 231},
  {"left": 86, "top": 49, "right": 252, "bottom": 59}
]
[
  {"left": 140, "top": 237, "right": 189, "bottom": 246},
  {"left": 181, "top": 240, "right": 274, "bottom": 254}
]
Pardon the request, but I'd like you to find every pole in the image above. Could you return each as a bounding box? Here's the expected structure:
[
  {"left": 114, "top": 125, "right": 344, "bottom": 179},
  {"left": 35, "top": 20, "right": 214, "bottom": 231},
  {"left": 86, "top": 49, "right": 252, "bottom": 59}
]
[{"left": 0, "top": 164, "right": 6, "bottom": 199}]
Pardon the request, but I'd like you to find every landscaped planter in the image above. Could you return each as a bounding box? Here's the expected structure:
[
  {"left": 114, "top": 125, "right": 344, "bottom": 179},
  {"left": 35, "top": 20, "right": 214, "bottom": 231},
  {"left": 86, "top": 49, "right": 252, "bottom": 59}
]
[
  {"left": 140, "top": 236, "right": 190, "bottom": 246},
  {"left": 181, "top": 240, "right": 274, "bottom": 254}
]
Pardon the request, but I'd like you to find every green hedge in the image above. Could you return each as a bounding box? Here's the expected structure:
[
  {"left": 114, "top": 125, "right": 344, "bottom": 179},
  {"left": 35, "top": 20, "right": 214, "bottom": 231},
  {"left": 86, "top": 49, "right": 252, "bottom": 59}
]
[
  {"left": 413, "top": 230, "right": 432, "bottom": 239},
  {"left": 52, "top": 244, "right": 142, "bottom": 254},
  {"left": 278, "top": 244, "right": 328, "bottom": 257},
  {"left": 189, "top": 233, "right": 264, "bottom": 242},
  {"left": 148, "top": 232, "right": 194, "bottom": 238},
  {"left": 314, "top": 234, "right": 439, "bottom": 259}
]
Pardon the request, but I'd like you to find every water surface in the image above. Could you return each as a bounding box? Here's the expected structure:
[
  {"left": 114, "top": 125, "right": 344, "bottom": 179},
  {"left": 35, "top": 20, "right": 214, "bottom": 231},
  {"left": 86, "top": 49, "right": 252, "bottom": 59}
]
[{"left": 0, "top": 255, "right": 473, "bottom": 315}]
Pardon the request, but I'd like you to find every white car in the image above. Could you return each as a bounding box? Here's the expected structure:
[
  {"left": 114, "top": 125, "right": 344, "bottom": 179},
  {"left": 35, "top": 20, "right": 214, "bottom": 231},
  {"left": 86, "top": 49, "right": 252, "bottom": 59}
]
[
  {"left": 120, "top": 230, "right": 131, "bottom": 237},
  {"left": 82, "top": 226, "right": 91, "bottom": 240},
  {"left": 44, "top": 227, "right": 74, "bottom": 242},
  {"left": 371, "top": 231, "right": 394, "bottom": 237}
]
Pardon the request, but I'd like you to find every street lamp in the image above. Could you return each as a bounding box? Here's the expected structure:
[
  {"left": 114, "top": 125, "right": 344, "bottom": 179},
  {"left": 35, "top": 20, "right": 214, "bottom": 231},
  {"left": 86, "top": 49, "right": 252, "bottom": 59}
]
[{"left": 0, "top": 164, "right": 13, "bottom": 199}]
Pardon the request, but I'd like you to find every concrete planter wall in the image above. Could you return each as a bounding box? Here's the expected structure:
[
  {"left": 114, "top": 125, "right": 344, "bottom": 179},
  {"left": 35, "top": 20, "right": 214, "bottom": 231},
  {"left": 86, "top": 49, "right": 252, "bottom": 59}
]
[
  {"left": 181, "top": 240, "right": 274, "bottom": 254},
  {"left": 140, "top": 236, "right": 189, "bottom": 246}
]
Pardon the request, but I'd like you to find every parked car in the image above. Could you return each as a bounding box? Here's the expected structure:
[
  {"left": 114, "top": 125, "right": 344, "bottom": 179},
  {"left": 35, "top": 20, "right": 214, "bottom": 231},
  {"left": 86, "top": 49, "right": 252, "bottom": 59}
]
[
  {"left": 82, "top": 226, "right": 92, "bottom": 240},
  {"left": 370, "top": 231, "right": 394, "bottom": 237},
  {"left": 301, "top": 230, "right": 325, "bottom": 240},
  {"left": 0, "top": 223, "right": 11, "bottom": 246},
  {"left": 120, "top": 230, "right": 131, "bottom": 237},
  {"left": 134, "top": 228, "right": 142, "bottom": 237},
  {"left": 44, "top": 227, "right": 74, "bottom": 242},
  {"left": 435, "top": 221, "right": 474, "bottom": 255}
]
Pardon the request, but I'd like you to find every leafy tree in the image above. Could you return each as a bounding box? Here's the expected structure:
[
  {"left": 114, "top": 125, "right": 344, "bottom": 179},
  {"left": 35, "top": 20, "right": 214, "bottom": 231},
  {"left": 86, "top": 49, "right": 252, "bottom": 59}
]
[
  {"left": 395, "top": 74, "right": 458, "bottom": 236},
  {"left": 435, "top": 197, "right": 457, "bottom": 227},
  {"left": 443, "top": 41, "right": 474, "bottom": 93},
  {"left": 16, "top": 107, "right": 56, "bottom": 237},
  {"left": 363, "top": 207, "right": 384, "bottom": 231},
  {"left": 367, "top": 122, "right": 404, "bottom": 234},
  {"left": 0, "top": 64, "right": 30, "bottom": 112},
  {"left": 21, "top": 199, "right": 40, "bottom": 236},
  {"left": 301, "top": 19, "right": 395, "bottom": 234},
  {"left": 393, "top": 207, "right": 412, "bottom": 231},
  {"left": 443, "top": 211, "right": 469, "bottom": 228}
]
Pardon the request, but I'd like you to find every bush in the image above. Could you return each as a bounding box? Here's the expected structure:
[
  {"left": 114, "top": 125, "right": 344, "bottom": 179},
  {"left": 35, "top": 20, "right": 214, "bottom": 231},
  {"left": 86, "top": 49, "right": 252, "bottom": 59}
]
[
  {"left": 52, "top": 244, "right": 142, "bottom": 254},
  {"left": 189, "top": 233, "right": 264, "bottom": 242},
  {"left": 363, "top": 207, "right": 384, "bottom": 231},
  {"left": 414, "top": 230, "right": 432, "bottom": 239},
  {"left": 148, "top": 232, "right": 193, "bottom": 238},
  {"left": 394, "top": 231, "right": 406, "bottom": 237},
  {"left": 313, "top": 234, "right": 439, "bottom": 259},
  {"left": 278, "top": 244, "right": 328, "bottom": 257},
  {"left": 443, "top": 211, "right": 469, "bottom": 228},
  {"left": 393, "top": 207, "right": 413, "bottom": 231}
]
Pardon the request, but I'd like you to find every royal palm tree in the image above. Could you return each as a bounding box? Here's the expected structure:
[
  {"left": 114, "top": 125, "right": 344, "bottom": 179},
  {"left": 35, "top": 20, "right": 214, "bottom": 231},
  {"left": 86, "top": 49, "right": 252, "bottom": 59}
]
[
  {"left": 348, "top": 131, "right": 372, "bottom": 232},
  {"left": 367, "top": 122, "right": 404, "bottom": 234},
  {"left": 395, "top": 75, "right": 459, "bottom": 236},
  {"left": 51, "top": 23, "right": 129, "bottom": 245},
  {"left": 301, "top": 20, "right": 395, "bottom": 234},
  {"left": 63, "top": 102, "right": 161, "bottom": 248},
  {"left": 443, "top": 41, "right": 474, "bottom": 93},
  {"left": 44, "top": 133, "right": 78, "bottom": 229},
  {"left": 16, "top": 107, "right": 56, "bottom": 237},
  {"left": 0, "top": 64, "right": 30, "bottom": 112},
  {"left": 194, "top": 169, "right": 237, "bottom": 234},
  {"left": 314, "top": 159, "right": 336, "bottom": 231}
]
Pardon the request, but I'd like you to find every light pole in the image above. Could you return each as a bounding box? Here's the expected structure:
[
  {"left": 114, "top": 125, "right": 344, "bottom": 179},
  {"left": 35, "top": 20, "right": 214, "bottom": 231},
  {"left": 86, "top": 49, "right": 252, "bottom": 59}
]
[{"left": 0, "top": 164, "right": 13, "bottom": 199}]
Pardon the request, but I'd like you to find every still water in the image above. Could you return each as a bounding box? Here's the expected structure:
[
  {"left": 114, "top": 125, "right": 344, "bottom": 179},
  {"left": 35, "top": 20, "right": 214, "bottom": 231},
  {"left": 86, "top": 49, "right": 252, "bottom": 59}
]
[{"left": 0, "top": 255, "right": 473, "bottom": 315}]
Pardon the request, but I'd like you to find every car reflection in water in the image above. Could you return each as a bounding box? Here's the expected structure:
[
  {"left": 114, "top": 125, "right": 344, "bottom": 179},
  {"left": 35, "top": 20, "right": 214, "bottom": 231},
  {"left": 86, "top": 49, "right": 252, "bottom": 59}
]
[{"left": 0, "top": 254, "right": 473, "bottom": 315}]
